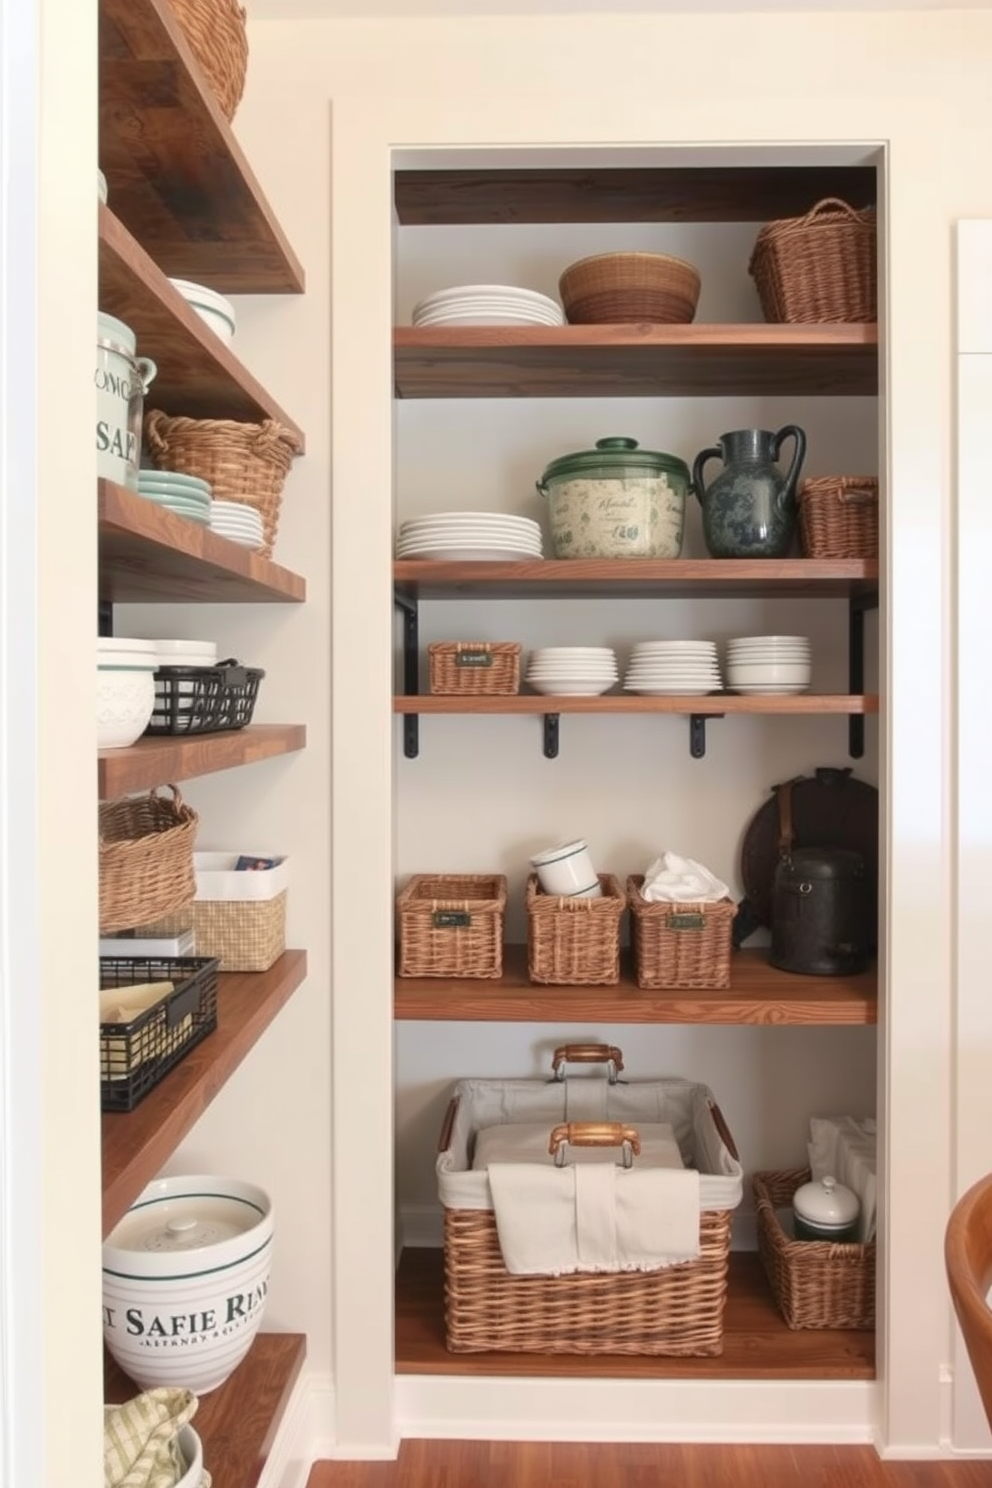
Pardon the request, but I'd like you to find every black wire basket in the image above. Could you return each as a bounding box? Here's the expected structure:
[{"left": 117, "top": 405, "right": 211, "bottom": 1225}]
[
  {"left": 99, "top": 955, "right": 220, "bottom": 1112},
  {"left": 147, "top": 659, "right": 264, "bottom": 736}
]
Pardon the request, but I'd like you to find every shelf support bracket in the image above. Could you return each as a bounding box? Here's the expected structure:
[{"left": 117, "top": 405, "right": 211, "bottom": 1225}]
[
  {"left": 689, "top": 713, "right": 722, "bottom": 759},
  {"left": 848, "top": 593, "right": 878, "bottom": 760},
  {"left": 394, "top": 591, "right": 419, "bottom": 759},
  {"left": 543, "top": 713, "right": 560, "bottom": 759}
]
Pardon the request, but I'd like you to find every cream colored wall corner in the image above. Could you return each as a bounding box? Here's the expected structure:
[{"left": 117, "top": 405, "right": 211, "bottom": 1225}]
[{"left": 246, "top": 6, "right": 990, "bottom": 1458}]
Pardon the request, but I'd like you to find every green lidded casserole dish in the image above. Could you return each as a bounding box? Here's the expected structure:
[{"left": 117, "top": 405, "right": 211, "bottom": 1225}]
[{"left": 536, "top": 436, "right": 690, "bottom": 560}]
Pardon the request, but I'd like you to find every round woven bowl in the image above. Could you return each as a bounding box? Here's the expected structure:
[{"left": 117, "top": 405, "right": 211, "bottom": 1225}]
[
  {"left": 169, "top": 0, "right": 248, "bottom": 123},
  {"left": 559, "top": 252, "right": 701, "bottom": 325}
]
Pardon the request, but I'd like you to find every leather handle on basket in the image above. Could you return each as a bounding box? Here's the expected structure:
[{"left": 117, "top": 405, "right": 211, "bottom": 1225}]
[
  {"left": 437, "top": 1096, "right": 459, "bottom": 1154},
  {"left": 708, "top": 1099, "right": 740, "bottom": 1163},
  {"left": 549, "top": 1122, "right": 641, "bottom": 1156},
  {"left": 551, "top": 1043, "right": 624, "bottom": 1078}
]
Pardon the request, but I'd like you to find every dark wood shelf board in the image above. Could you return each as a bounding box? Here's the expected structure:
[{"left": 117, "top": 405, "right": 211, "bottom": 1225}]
[
  {"left": 394, "top": 324, "right": 878, "bottom": 399},
  {"left": 395, "top": 557, "right": 879, "bottom": 601},
  {"left": 395, "top": 1247, "right": 874, "bottom": 1380},
  {"left": 394, "top": 165, "right": 877, "bottom": 227},
  {"left": 98, "top": 724, "right": 306, "bottom": 798},
  {"left": 394, "top": 694, "right": 877, "bottom": 717},
  {"left": 101, "top": 951, "right": 307, "bottom": 1236},
  {"left": 395, "top": 945, "right": 877, "bottom": 1026},
  {"left": 105, "top": 1333, "right": 306, "bottom": 1488},
  {"left": 99, "top": 0, "right": 304, "bottom": 293},
  {"left": 99, "top": 481, "right": 305, "bottom": 603},
  {"left": 100, "top": 207, "right": 305, "bottom": 440}
]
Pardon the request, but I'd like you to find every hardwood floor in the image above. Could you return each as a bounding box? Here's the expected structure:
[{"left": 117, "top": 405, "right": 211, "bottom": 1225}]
[{"left": 307, "top": 1442, "right": 992, "bottom": 1487}]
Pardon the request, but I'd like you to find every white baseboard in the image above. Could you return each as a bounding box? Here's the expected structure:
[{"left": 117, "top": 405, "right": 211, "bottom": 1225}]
[{"left": 258, "top": 1370, "right": 336, "bottom": 1488}]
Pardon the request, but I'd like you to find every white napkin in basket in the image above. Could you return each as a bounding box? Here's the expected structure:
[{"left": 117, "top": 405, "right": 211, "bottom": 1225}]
[{"left": 640, "top": 852, "right": 729, "bottom": 904}]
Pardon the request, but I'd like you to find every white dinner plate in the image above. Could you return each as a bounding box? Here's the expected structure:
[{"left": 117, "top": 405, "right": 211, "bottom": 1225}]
[{"left": 396, "top": 547, "right": 544, "bottom": 562}]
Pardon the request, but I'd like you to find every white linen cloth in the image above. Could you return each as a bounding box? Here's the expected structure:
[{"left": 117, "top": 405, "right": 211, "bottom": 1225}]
[
  {"left": 807, "top": 1115, "right": 877, "bottom": 1243},
  {"left": 487, "top": 1160, "right": 701, "bottom": 1276},
  {"left": 473, "top": 1120, "right": 685, "bottom": 1170},
  {"left": 640, "top": 851, "right": 730, "bottom": 904}
]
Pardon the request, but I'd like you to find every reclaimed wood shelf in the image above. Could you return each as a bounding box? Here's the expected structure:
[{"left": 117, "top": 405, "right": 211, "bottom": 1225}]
[
  {"left": 105, "top": 1333, "right": 306, "bottom": 1488},
  {"left": 395, "top": 945, "right": 877, "bottom": 1025},
  {"left": 101, "top": 951, "right": 307, "bottom": 1236},
  {"left": 99, "top": 206, "right": 305, "bottom": 438},
  {"left": 394, "top": 323, "right": 878, "bottom": 399},
  {"left": 99, "top": 0, "right": 304, "bottom": 293},
  {"left": 394, "top": 164, "right": 877, "bottom": 226},
  {"left": 395, "top": 1247, "right": 874, "bottom": 1380},
  {"left": 99, "top": 480, "right": 305, "bottom": 603},
  {"left": 394, "top": 694, "right": 877, "bottom": 717},
  {"left": 394, "top": 556, "right": 879, "bottom": 601},
  {"left": 98, "top": 724, "right": 307, "bottom": 797}
]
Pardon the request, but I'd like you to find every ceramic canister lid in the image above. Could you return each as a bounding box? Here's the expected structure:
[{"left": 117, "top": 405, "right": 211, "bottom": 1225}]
[
  {"left": 98, "top": 310, "right": 137, "bottom": 357},
  {"left": 793, "top": 1174, "right": 860, "bottom": 1229},
  {"left": 537, "top": 437, "right": 690, "bottom": 492},
  {"left": 108, "top": 1191, "right": 264, "bottom": 1254}
]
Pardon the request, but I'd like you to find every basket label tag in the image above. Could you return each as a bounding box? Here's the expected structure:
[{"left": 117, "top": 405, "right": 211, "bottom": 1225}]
[
  {"left": 666, "top": 913, "right": 706, "bottom": 931},
  {"left": 433, "top": 910, "right": 471, "bottom": 929},
  {"left": 455, "top": 651, "right": 493, "bottom": 668}
]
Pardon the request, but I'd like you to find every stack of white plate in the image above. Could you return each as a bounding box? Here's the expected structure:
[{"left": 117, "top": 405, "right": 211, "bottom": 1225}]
[
  {"left": 526, "top": 647, "right": 618, "bottom": 697},
  {"left": 210, "top": 500, "right": 265, "bottom": 550},
  {"left": 725, "top": 635, "right": 812, "bottom": 695},
  {"left": 411, "top": 284, "right": 564, "bottom": 328},
  {"left": 623, "top": 641, "right": 722, "bottom": 697},
  {"left": 137, "top": 469, "right": 212, "bottom": 524},
  {"left": 152, "top": 639, "right": 218, "bottom": 670},
  {"left": 169, "top": 278, "right": 236, "bottom": 343},
  {"left": 397, "top": 512, "right": 543, "bottom": 562}
]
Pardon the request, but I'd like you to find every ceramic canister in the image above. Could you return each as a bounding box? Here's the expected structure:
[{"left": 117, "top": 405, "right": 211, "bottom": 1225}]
[
  {"left": 96, "top": 311, "right": 157, "bottom": 490},
  {"left": 536, "top": 437, "right": 690, "bottom": 559},
  {"left": 792, "top": 1174, "right": 860, "bottom": 1242}
]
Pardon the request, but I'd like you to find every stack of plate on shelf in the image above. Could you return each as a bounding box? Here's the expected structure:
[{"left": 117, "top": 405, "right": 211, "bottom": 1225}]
[
  {"left": 169, "top": 278, "right": 237, "bottom": 343},
  {"left": 153, "top": 638, "right": 219, "bottom": 669},
  {"left": 411, "top": 284, "right": 565, "bottom": 328},
  {"left": 725, "top": 635, "right": 812, "bottom": 696},
  {"left": 526, "top": 647, "right": 619, "bottom": 697},
  {"left": 136, "top": 469, "right": 212, "bottom": 524},
  {"left": 209, "top": 500, "right": 265, "bottom": 551},
  {"left": 396, "top": 512, "right": 543, "bottom": 562},
  {"left": 623, "top": 640, "right": 722, "bottom": 697}
]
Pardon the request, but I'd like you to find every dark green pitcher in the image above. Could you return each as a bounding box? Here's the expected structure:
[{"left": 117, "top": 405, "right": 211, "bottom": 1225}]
[{"left": 691, "top": 426, "right": 807, "bottom": 559}]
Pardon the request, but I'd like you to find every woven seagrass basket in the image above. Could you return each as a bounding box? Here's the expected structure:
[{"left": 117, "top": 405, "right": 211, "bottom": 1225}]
[
  {"left": 397, "top": 874, "right": 507, "bottom": 979},
  {"left": 99, "top": 785, "right": 198, "bottom": 934},
  {"left": 526, "top": 873, "right": 625, "bottom": 985},
  {"left": 559, "top": 251, "right": 700, "bottom": 325},
  {"left": 168, "top": 0, "right": 248, "bottom": 122},
  {"left": 627, "top": 877, "right": 737, "bottom": 989},
  {"left": 753, "top": 1168, "right": 875, "bottom": 1330},
  {"left": 799, "top": 476, "right": 879, "bottom": 560},
  {"left": 749, "top": 198, "right": 877, "bottom": 324},
  {"left": 143, "top": 891, "right": 287, "bottom": 972},
  {"left": 428, "top": 642, "right": 521, "bottom": 697}
]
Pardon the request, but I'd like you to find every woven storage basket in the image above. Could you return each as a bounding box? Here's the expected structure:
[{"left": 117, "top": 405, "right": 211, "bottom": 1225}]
[
  {"left": 526, "top": 873, "right": 625, "bottom": 985},
  {"left": 397, "top": 874, "right": 507, "bottom": 979},
  {"left": 799, "top": 476, "right": 879, "bottom": 559},
  {"left": 143, "top": 893, "right": 286, "bottom": 973},
  {"left": 559, "top": 251, "right": 700, "bottom": 325},
  {"left": 428, "top": 642, "right": 521, "bottom": 697},
  {"left": 753, "top": 1168, "right": 875, "bottom": 1330},
  {"left": 627, "top": 877, "right": 737, "bottom": 990},
  {"left": 437, "top": 1062, "right": 744, "bottom": 1354},
  {"left": 144, "top": 410, "right": 301, "bottom": 559},
  {"left": 168, "top": 0, "right": 248, "bottom": 122},
  {"left": 99, "top": 785, "right": 198, "bottom": 935},
  {"left": 749, "top": 198, "right": 877, "bottom": 324}
]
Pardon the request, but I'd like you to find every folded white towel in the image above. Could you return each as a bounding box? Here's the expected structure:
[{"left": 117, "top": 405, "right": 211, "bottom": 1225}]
[
  {"left": 640, "top": 851, "right": 730, "bottom": 904},
  {"left": 488, "top": 1161, "right": 701, "bottom": 1276}
]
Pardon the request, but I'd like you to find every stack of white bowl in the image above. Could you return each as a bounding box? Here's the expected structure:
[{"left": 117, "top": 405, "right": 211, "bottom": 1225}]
[
  {"left": 526, "top": 647, "right": 618, "bottom": 696},
  {"left": 137, "top": 468, "right": 212, "bottom": 524},
  {"left": 725, "top": 635, "right": 812, "bottom": 695},
  {"left": 397, "top": 512, "right": 543, "bottom": 562},
  {"left": 210, "top": 500, "right": 265, "bottom": 550},
  {"left": 412, "top": 284, "right": 564, "bottom": 327},
  {"left": 97, "top": 638, "right": 159, "bottom": 748},
  {"left": 623, "top": 640, "right": 722, "bottom": 697},
  {"left": 169, "top": 277, "right": 236, "bottom": 343}
]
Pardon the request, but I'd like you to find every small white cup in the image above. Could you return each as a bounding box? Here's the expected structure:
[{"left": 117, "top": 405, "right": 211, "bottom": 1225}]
[{"left": 530, "top": 839, "right": 602, "bottom": 897}]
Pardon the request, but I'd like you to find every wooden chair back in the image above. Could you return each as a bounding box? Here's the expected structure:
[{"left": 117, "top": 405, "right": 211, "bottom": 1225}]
[{"left": 945, "top": 1172, "right": 992, "bottom": 1431}]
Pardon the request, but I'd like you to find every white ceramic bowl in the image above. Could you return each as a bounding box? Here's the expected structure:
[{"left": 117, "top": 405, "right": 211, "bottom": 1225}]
[
  {"left": 527, "top": 678, "right": 615, "bottom": 696},
  {"left": 102, "top": 1174, "right": 273, "bottom": 1395},
  {"left": 175, "top": 1426, "right": 203, "bottom": 1488},
  {"left": 726, "top": 663, "right": 812, "bottom": 684},
  {"left": 530, "top": 839, "right": 600, "bottom": 896},
  {"left": 97, "top": 641, "right": 158, "bottom": 747}
]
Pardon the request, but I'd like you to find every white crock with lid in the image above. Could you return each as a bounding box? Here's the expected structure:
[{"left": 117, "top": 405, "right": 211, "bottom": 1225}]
[
  {"left": 792, "top": 1173, "right": 860, "bottom": 1242},
  {"left": 96, "top": 311, "right": 157, "bottom": 490}
]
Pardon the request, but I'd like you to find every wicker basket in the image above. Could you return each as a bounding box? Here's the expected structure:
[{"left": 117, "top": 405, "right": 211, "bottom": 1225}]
[
  {"left": 141, "top": 851, "right": 289, "bottom": 971},
  {"left": 168, "top": 0, "right": 248, "bottom": 122},
  {"left": 558, "top": 251, "right": 700, "bottom": 325},
  {"left": 799, "top": 477, "right": 879, "bottom": 560},
  {"left": 627, "top": 877, "right": 737, "bottom": 989},
  {"left": 749, "top": 198, "right": 877, "bottom": 324},
  {"left": 397, "top": 874, "right": 507, "bottom": 979},
  {"left": 99, "top": 785, "right": 198, "bottom": 934},
  {"left": 428, "top": 642, "right": 521, "bottom": 697},
  {"left": 753, "top": 1168, "right": 875, "bottom": 1330},
  {"left": 526, "top": 873, "right": 625, "bottom": 985},
  {"left": 144, "top": 411, "right": 301, "bottom": 559}
]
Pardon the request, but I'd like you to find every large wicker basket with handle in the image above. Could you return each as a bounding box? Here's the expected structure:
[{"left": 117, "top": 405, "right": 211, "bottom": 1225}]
[
  {"left": 168, "top": 0, "right": 248, "bottom": 122},
  {"left": 749, "top": 198, "right": 877, "bottom": 324},
  {"left": 99, "top": 785, "right": 198, "bottom": 934}
]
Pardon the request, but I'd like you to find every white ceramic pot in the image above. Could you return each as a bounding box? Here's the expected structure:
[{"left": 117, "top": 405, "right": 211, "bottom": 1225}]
[
  {"left": 537, "top": 437, "right": 690, "bottom": 560},
  {"left": 96, "top": 312, "right": 157, "bottom": 491},
  {"left": 530, "top": 839, "right": 602, "bottom": 897},
  {"left": 97, "top": 639, "right": 158, "bottom": 748},
  {"left": 102, "top": 1174, "right": 273, "bottom": 1395}
]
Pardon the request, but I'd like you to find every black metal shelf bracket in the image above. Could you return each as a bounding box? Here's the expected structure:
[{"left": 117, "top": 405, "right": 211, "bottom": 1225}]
[
  {"left": 689, "top": 713, "right": 723, "bottom": 759},
  {"left": 848, "top": 593, "right": 878, "bottom": 760},
  {"left": 543, "top": 713, "right": 560, "bottom": 759},
  {"left": 395, "top": 591, "right": 420, "bottom": 759}
]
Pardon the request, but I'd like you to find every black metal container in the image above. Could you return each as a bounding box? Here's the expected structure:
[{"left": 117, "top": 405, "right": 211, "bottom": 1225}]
[{"left": 769, "top": 847, "right": 870, "bottom": 977}]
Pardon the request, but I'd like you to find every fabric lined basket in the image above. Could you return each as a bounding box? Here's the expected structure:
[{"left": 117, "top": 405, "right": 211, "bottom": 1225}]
[
  {"left": 98, "top": 785, "right": 198, "bottom": 934},
  {"left": 626, "top": 877, "right": 737, "bottom": 989},
  {"left": 167, "top": 0, "right": 248, "bottom": 122},
  {"left": 526, "top": 873, "right": 625, "bottom": 985},
  {"left": 799, "top": 476, "right": 879, "bottom": 560},
  {"left": 753, "top": 1167, "right": 875, "bottom": 1330},
  {"left": 141, "top": 852, "right": 290, "bottom": 972},
  {"left": 428, "top": 642, "right": 521, "bottom": 697},
  {"left": 397, "top": 874, "right": 507, "bottom": 979},
  {"left": 749, "top": 198, "right": 877, "bottom": 324}
]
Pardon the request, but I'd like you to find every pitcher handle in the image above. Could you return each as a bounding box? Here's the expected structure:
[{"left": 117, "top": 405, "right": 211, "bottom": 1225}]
[
  {"left": 691, "top": 446, "right": 722, "bottom": 505},
  {"left": 771, "top": 424, "right": 807, "bottom": 510}
]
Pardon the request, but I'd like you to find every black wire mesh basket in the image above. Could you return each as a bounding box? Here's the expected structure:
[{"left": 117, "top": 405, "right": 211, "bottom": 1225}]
[
  {"left": 147, "top": 659, "right": 264, "bottom": 736},
  {"left": 99, "top": 955, "right": 220, "bottom": 1112}
]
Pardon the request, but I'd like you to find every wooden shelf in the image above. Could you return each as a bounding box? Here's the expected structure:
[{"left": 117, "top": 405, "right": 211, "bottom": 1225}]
[
  {"left": 394, "top": 323, "right": 878, "bottom": 399},
  {"left": 99, "top": 481, "right": 306, "bottom": 603},
  {"left": 98, "top": 725, "right": 307, "bottom": 798},
  {"left": 394, "top": 694, "right": 877, "bottom": 717},
  {"left": 102, "top": 951, "right": 307, "bottom": 1236},
  {"left": 105, "top": 1333, "right": 306, "bottom": 1488},
  {"left": 99, "top": 0, "right": 304, "bottom": 293},
  {"left": 395, "top": 557, "right": 879, "bottom": 601},
  {"left": 395, "top": 945, "right": 876, "bottom": 1025},
  {"left": 99, "top": 206, "right": 305, "bottom": 439},
  {"left": 394, "top": 165, "right": 877, "bottom": 226},
  {"left": 395, "top": 1247, "right": 874, "bottom": 1380}
]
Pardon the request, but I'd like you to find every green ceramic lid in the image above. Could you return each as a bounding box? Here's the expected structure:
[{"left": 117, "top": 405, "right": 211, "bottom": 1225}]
[{"left": 537, "top": 437, "right": 690, "bottom": 494}]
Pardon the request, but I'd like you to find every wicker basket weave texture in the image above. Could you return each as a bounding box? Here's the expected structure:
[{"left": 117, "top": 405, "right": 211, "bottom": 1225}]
[
  {"left": 167, "top": 0, "right": 248, "bottom": 122},
  {"left": 526, "top": 873, "right": 625, "bottom": 985},
  {"left": 748, "top": 198, "right": 877, "bottom": 324},
  {"left": 428, "top": 642, "right": 522, "bottom": 697},
  {"left": 142, "top": 890, "right": 287, "bottom": 972},
  {"left": 559, "top": 251, "right": 701, "bottom": 325},
  {"left": 627, "top": 877, "right": 737, "bottom": 990},
  {"left": 799, "top": 477, "right": 879, "bottom": 560},
  {"left": 98, "top": 785, "right": 198, "bottom": 934},
  {"left": 144, "top": 410, "right": 301, "bottom": 559},
  {"left": 397, "top": 874, "right": 507, "bottom": 979},
  {"left": 753, "top": 1168, "right": 875, "bottom": 1330}
]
